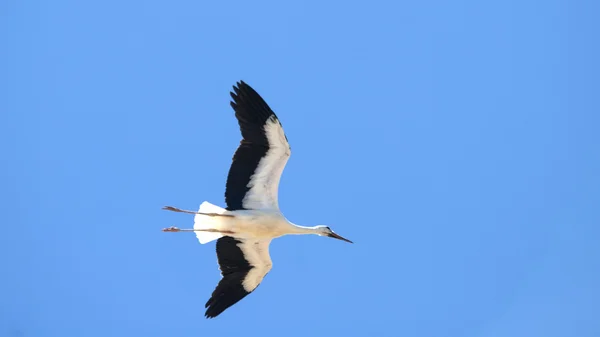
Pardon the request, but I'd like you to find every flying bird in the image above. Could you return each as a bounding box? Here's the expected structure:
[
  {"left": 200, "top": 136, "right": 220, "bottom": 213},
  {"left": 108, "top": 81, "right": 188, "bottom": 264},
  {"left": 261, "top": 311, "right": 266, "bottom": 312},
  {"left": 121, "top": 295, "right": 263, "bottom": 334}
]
[{"left": 162, "top": 80, "right": 352, "bottom": 318}]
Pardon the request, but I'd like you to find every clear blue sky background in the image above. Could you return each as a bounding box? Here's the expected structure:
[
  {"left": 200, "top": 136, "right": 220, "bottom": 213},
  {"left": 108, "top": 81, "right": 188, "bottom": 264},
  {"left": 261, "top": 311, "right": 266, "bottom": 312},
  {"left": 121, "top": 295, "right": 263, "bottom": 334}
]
[{"left": 2, "top": 1, "right": 599, "bottom": 336}]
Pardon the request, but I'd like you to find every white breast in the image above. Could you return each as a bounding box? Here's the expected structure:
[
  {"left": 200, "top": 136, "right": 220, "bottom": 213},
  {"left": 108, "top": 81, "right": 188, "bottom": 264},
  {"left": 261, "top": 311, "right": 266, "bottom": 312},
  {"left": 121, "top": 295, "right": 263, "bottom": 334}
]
[{"left": 232, "top": 211, "right": 289, "bottom": 239}]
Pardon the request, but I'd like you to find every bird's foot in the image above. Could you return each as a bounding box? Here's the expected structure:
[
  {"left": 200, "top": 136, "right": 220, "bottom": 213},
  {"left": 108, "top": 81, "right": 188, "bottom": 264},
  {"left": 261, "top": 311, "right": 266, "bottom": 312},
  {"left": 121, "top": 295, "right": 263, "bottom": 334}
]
[
  {"left": 162, "top": 226, "right": 181, "bottom": 232},
  {"left": 162, "top": 206, "right": 190, "bottom": 213}
]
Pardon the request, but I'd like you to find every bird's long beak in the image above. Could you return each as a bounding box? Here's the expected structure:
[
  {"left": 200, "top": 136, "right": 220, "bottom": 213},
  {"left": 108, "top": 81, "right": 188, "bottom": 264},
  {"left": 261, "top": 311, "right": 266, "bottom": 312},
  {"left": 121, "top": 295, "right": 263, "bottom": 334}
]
[{"left": 328, "top": 232, "right": 353, "bottom": 243}]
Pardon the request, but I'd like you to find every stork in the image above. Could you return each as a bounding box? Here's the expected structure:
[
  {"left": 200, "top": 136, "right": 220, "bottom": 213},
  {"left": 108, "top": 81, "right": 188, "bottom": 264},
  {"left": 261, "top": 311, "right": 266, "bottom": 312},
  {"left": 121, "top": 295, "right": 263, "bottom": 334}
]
[{"left": 162, "top": 81, "right": 352, "bottom": 319}]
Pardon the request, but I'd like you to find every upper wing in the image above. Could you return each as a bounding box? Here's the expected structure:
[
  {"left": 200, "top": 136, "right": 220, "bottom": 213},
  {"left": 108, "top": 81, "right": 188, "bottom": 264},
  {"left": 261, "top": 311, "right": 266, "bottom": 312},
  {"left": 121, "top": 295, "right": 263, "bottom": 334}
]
[
  {"left": 224, "top": 81, "right": 291, "bottom": 211},
  {"left": 204, "top": 236, "right": 273, "bottom": 318}
]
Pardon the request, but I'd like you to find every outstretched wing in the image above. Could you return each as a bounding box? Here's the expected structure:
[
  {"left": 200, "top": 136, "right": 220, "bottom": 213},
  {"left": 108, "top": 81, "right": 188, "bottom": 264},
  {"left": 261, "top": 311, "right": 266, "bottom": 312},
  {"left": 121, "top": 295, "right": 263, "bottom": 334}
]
[
  {"left": 204, "top": 236, "right": 273, "bottom": 318},
  {"left": 225, "top": 81, "right": 291, "bottom": 211}
]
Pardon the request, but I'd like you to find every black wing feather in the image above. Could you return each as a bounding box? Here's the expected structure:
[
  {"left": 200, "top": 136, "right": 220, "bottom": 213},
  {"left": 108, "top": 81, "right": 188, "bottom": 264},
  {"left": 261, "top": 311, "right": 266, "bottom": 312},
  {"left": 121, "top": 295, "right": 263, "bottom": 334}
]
[
  {"left": 204, "top": 236, "right": 254, "bottom": 318},
  {"left": 225, "top": 81, "right": 282, "bottom": 211}
]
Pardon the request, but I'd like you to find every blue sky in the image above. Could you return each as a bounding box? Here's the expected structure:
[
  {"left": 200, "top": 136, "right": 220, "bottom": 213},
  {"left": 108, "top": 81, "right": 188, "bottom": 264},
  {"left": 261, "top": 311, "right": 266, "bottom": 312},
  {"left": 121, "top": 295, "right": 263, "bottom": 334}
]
[{"left": 2, "top": 0, "right": 599, "bottom": 336}]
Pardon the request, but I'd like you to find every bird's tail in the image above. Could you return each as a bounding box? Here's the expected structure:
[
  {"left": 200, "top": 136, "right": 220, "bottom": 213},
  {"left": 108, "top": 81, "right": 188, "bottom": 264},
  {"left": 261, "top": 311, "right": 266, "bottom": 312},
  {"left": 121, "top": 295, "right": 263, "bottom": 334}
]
[{"left": 193, "top": 201, "right": 228, "bottom": 244}]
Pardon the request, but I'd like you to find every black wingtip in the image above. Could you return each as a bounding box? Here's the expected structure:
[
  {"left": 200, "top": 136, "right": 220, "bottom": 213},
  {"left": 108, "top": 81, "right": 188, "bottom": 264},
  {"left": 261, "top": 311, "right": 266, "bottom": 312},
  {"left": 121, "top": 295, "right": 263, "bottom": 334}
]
[
  {"left": 232, "top": 80, "right": 247, "bottom": 92},
  {"left": 230, "top": 80, "right": 253, "bottom": 101},
  {"left": 229, "top": 81, "right": 246, "bottom": 106},
  {"left": 228, "top": 80, "right": 276, "bottom": 126}
]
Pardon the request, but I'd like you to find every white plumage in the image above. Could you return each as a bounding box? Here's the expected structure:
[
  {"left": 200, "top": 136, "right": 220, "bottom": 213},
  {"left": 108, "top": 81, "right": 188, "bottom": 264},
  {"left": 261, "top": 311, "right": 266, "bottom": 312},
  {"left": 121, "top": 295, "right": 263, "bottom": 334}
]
[
  {"left": 239, "top": 239, "right": 273, "bottom": 292},
  {"left": 242, "top": 116, "right": 290, "bottom": 211},
  {"left": 193, "top": 201, "right": 227, "bottom": 244},
  {"left": 163, "top": 81, "right": 352, "bottom": 318}
]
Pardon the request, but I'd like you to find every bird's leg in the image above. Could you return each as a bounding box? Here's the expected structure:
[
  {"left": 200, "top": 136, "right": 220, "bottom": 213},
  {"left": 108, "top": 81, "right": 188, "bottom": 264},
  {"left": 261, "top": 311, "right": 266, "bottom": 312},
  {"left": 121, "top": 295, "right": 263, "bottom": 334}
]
[
  {"left": 162, "top": 226, "right": 235, "bottom": 234},
  {"left": 162, "top": 206, "right": 234, "bottom": 217}
]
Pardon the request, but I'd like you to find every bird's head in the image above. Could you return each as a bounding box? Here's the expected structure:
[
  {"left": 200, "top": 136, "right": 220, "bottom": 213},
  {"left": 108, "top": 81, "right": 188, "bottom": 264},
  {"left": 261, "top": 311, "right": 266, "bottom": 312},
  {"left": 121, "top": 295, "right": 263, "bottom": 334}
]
[{"left": 315, "top": 225, "right": 353, "bottom": 243}]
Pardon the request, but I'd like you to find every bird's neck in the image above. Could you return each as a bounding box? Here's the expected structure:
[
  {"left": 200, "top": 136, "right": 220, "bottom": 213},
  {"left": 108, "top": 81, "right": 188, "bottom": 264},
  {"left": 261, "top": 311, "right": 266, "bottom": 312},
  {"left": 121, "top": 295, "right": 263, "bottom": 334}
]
[{"left": 286, "top": 223, "right": 321, "bottom": 235}]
